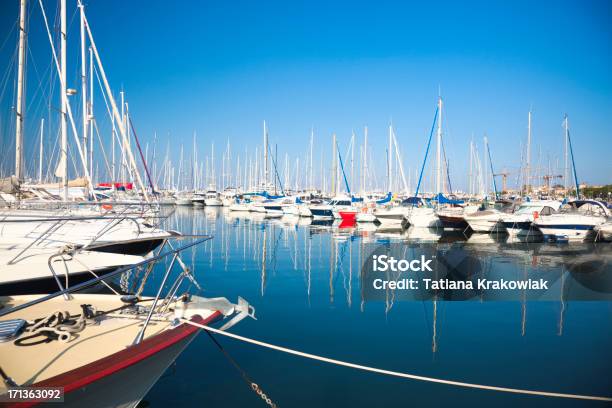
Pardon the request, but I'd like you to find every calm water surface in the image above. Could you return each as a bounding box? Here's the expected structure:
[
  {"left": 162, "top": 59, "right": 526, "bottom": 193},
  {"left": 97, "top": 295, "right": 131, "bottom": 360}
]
[{"left": 141, "top": 207, "right": 611, "bottom": 407}]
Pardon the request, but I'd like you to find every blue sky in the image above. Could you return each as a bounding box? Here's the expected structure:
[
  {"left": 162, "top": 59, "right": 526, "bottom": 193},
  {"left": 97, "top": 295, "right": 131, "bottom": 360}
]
[{"left": 0, "top": 0, "right": 610, "bottom": 190}]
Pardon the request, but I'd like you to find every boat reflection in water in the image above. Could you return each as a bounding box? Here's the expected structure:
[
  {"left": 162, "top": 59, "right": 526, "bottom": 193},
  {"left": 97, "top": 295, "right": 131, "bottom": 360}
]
[
  {"left": 142, "top": 207, "right": 611, "bottom": 406},
  {"left": 165, "top": 206, "right": 612, "bottom": 315}
]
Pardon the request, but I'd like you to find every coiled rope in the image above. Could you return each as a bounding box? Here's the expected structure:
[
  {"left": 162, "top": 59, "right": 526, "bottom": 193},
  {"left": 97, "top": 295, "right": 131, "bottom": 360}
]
[
  {"left": 182, "top": 319, "right": 612, "bottom": 403},
  {"left": 14, "top": 305, "right": 99, "bottom": 346}
]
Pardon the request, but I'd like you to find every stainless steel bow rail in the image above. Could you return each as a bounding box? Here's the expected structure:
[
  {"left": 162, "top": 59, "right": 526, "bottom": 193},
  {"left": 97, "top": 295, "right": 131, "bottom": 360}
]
[
  {"left": 3, "top": 210, "right": 170, "bottom": 265},
  {"left": 182, "top": 320, "right": 612, "bottom": 403},
  {"left": 0, "top": 236, "right": 213, "bottom": 318}
]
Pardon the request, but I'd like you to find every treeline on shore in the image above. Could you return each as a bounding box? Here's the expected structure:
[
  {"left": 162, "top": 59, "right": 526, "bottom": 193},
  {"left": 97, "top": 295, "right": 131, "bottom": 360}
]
[{"left": 582, "top": 185, "right": 612, "bottom": 199}]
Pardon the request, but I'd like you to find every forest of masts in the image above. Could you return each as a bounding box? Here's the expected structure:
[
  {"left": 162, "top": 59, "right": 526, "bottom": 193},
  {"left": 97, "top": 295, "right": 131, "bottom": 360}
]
[{"left": 0, "top": 1, "right": 575, "bottom": 199}]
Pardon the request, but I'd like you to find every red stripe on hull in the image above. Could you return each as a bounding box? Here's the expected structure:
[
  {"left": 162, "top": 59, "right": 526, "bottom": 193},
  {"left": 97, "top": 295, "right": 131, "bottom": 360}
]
[{"left": 8, "top": 311, "right": 221, "bottom": 408}]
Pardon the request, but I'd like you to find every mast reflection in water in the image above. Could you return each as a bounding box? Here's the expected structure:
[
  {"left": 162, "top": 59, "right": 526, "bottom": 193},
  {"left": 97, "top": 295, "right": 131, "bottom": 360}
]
[{"left": 143, "top": 207, "right": 611, "bottom": 408}]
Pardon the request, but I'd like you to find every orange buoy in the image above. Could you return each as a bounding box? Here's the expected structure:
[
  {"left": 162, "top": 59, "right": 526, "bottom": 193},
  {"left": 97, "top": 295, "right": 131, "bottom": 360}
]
[
  {"left": 533, "top": 211, "right": 539, "bottom": 219},
  {"left": 102, "top": 204, "right": 113, "bottom": 211}
]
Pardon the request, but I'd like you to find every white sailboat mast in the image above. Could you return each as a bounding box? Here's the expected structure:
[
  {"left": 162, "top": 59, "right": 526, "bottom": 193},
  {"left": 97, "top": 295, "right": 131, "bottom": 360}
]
[
  {"left": 193, "top": 132, "right": 197, "bottom": 190},
  {"left": 387, "top": 124, "right": 392, "bottom": 192},
  {"left": 15, "top": 0, "right": 27, "bottom": 181},
  {"left": 331, "top": 133, "right": 337, "bottom": 196},
  {"left": 362, "top": 126, "right": 367, "bottom": 195},
  {"left": 88, "top": 46, "right": 94, "bottom": 180},
  {"left": 350, "top": 130, "right": 355, "bottom": 194},
  {"left": 563, "top": 114, "right": 569, "bottom": 192},
  {"left": 391, "top": 127, "right": 409, "bottom": 194},
  {"left": 211, "top": 142, "right": 215, "bottom": 188},
  {"left": 526, "top": 110, "right": 532, "bottom": 195},
  {"left": 81, "top": 4, "right": 149, "bottom": 199},
  {"left": 60, "top": 0, "right": 68, "bottom": 200},
  {"left": 468, "top": 140, "right": 474, "bottom": 196},
  {"left": 295, "top": 158, "right": 299, "bottom": 191},
  {"left": 263, "top": 120, "right": 268, "bottom": 187},
  {"left": 284, "top": 153, "right": 289, "bottom": 191},
  {"left": 111, "top": 107, "right": 116, "bottom": 181},
  {"left": 309, "top": 127, "right": 314, "bottom": 191},
  {"left": 38, "top": 118, "right": 44, "bottom": 182},
  {"left": 79, "top": 3, "right": 88, "bottom": 171},
  {"left": 178, "top": 145, "right": 183, "bottom": 191},
  {"left": 436, "top": 96, "right": 442, "bottom": 194},
  {"left": 120, "top": 91, "right": 125, "bottom": 183}
]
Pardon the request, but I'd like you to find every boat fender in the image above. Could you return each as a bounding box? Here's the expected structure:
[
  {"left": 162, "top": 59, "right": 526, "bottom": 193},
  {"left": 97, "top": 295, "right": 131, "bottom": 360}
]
[{"left": 533, "top": 211, "right": 539, "bottom": 220}]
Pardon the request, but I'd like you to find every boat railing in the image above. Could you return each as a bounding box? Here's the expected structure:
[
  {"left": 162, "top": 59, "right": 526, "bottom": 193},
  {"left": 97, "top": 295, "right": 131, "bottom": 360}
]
[
  {"left": 0, "top": 235, "right": 213, "bottom": 319},
  {"left": 86, "top": 207, "right": 144, "bottom": 247},
  {"left": 6, "top": 218, "right": 71, "bottom": 265},
  {"left": 3, "top": 212, "right": 160, "bottom": 265}
]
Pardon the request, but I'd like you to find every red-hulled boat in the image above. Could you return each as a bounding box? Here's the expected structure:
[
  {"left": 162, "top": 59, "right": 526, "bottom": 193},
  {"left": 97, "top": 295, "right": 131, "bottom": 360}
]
[{"left": 338, "top": 209, "right": 358, "bottom": 223}]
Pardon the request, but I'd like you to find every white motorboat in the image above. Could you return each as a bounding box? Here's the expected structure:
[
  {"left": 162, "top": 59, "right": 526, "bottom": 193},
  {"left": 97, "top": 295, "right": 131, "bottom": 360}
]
[
  {"left": 463, "top": 201, "right": 515, "bottom": 233},
  {"left": 308, "top": 199, "right": 334, "bottom": 220},
  {"left": 282, "top": 204, "right": 300, "bottom": 216},
  {"left": 595, "top": 221, "right": 612, "bottom": 242},
  {"left": 229, "top": 200, "right": 250, "bottom": 212},
  {"left": 175, "top": 193, "right": 193, "bottom": 206},
  {"left": 328, "top": 195, "right": 354, "bottom": 219},
  {"left": 262, "top": 200, "right": 284, "bottom": 217},
  {"left": 356, "top": 211, "right": 377, "bottom": 223},
  {"left": 0, "top": 208, "right": 172, "bottom": 256},
  {"left": 372, "top": 206, "right": 406, "bottom": 227},
  {"left": 247, "top": 199, "right": 268, "bottom": 213},
  {"left": 0, "top": 246, "right": 145, "bottom": 295},
  {"left": 221, "top": 188, "right": 239, "bottom": 206},
  {"left": 297, "top": 203, "right": 313, "bottom": 217},
  {"left": 282, "top": 197, "right": 306, "bottom": 216},
  {"left": 407, "top": 206, "right": 440, "bottom": 228},
  {"left": 533, "top": 200, "right": 609, "bottom": 241},
  {"left": 499, "top": 200, "right": 561, "bottom": 237},
  {"left": 464, "top": 209, "right": 504, "bottom": 233},
  {"left": 191, "top": 192, "right": 206, "bottom": 206},
  {"left": 204, "top": 190, "right": 223, "bottom": 206},
  {"left": 305, "top": 195, "right": 353, "bottom": 220}
]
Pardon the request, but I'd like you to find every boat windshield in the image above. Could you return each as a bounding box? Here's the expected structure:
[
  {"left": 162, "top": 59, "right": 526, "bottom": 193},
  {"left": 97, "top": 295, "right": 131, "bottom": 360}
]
[
  {"left": 330, "top": 200, "right": 351, "bottom": 206},
  {"left": 515, "top": 206, "right": 535, "bottom": 214}
]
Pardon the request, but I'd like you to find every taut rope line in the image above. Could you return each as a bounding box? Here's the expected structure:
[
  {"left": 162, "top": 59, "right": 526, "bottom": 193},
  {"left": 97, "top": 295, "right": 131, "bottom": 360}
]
[{"left": 182, "top": 319, "right": 611, "bottom": 402}]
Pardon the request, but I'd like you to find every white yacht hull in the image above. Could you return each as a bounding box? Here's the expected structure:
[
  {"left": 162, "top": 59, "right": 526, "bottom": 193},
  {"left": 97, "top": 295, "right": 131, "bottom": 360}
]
[
  {"left": 204, "top": 198, "right": 223, "bottom": 206},
  {"left": 596, "top": 222, "right": 612, "bottom": 242},
  {"left": 534, "top": 214, "right": 604, "bottom": 241},
  {"left": 407, "top": 208, "right": 440, "bottom": 228},
  {"left": 282, "top": 205, "right": 300, "bottom": 216},
  {"left": 229, "top": 203, "right": 249, "bottom": 212},
  {"left": 465, "top": 211, "right": 504, "bottom": 233},
  {"left": 297, "top": 205, "right": 312, "bottom": 217},
  {"left": 356, "top": 212, "right": 377, "bottom": 223},
  {"left": 374, "top": 208, "right": 406, "bottom": 226}
]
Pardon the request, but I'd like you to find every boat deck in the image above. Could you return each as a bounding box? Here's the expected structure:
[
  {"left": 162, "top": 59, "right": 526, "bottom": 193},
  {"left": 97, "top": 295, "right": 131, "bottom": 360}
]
[{"left": 0, "top": 294, "right": 214, "bottom": 393}]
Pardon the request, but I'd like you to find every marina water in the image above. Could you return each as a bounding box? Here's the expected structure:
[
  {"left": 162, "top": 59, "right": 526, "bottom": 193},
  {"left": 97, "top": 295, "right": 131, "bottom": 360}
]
[{"left": 141, "top": 207, "right": 610, "bottom": 407}]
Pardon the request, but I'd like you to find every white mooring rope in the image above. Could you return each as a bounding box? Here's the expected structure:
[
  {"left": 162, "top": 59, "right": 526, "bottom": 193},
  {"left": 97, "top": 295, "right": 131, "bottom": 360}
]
[{"left": 181, "top": 319, "right": 612, "bottom": 402}]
